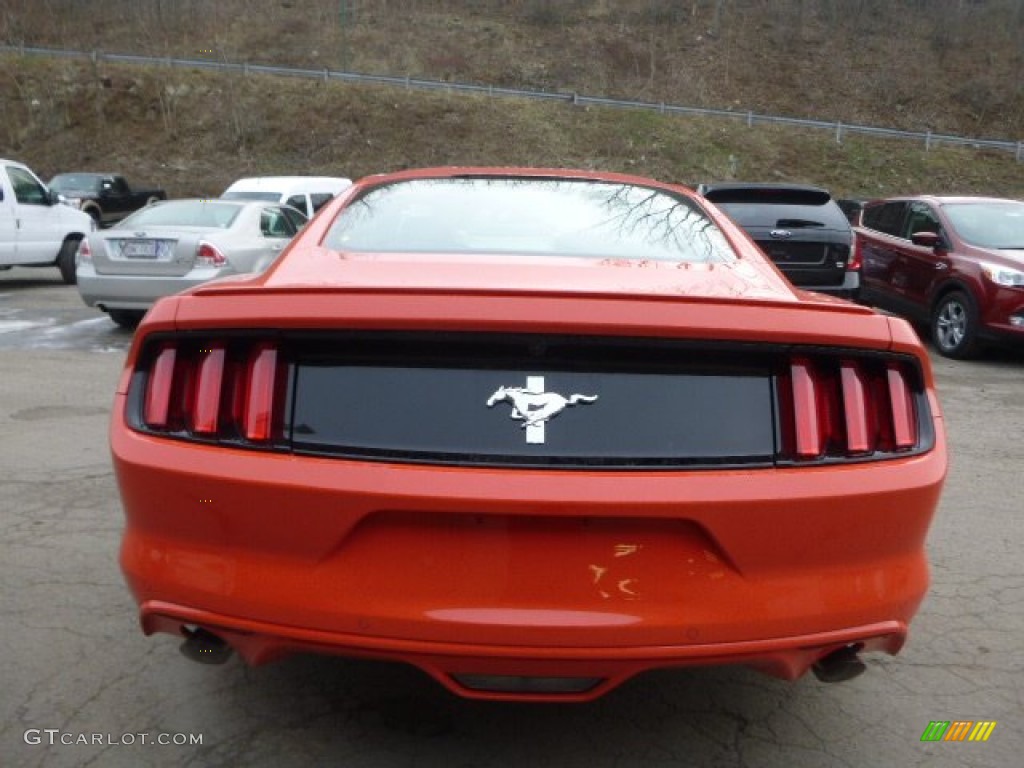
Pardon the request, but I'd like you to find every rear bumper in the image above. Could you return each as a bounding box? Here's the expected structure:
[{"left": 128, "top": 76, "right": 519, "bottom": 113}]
[
  {"left": 141, "top": 600, "right": 907, "bottom": 701},
  {"left": 76, "top": 264, "right": 227, "bottom": 311},
  {"left": 114, "top": 387, "right": 946, "bottom": 699}
]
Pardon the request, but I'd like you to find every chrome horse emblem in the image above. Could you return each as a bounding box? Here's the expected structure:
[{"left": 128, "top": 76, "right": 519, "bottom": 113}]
[{"left": 486, "top": 376, "right": 598, "bottom": 444}]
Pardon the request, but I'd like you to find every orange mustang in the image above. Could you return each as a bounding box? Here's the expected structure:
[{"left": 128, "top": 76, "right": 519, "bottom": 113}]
[{"left": 113, "top": 168, "right": 946, "bottom": 702}]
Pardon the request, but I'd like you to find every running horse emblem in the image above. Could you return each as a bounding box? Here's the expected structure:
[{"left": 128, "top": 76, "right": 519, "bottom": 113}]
[{"left": 486, "top": 376, "right": 598, "bottom": 444}]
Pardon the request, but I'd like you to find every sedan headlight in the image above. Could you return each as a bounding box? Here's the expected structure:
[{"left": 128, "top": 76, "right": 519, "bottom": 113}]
[{"left": 981, "top": 262, "right": 1024, "bottom": 287}]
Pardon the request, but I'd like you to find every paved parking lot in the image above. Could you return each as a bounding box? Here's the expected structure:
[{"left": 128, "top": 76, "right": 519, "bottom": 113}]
[{"left": 2, "top": 266, "right": 1021, "bottom": 768}]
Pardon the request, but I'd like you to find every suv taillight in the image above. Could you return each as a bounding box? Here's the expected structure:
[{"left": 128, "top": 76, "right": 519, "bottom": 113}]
[{"left": 847, "top": 234, "right": 863, "bottom": 271}]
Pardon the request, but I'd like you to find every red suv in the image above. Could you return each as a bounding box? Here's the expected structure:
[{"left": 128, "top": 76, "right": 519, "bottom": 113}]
[{"left": 855, "top": 196, "right": 1024, "bottom": 358}]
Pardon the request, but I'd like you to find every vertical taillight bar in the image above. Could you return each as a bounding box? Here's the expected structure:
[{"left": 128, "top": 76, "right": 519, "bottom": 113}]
[
  {"left": 786, "top": 356, "right": 918, "bottom": 461},
  {"left": 143, "top": 344, "right": 178, "bottom": 428},
  {"left": 244, "top": 344, "right": 280, "bottom": 442},
  {"left": 840, "top": 361, "right": 871, "bottom": 454},
  {"left": 191, "top": 345, "right": 226, "bottom": 435},
  {"left": 790, "top": 359, "right": 822, "bottom": 458},
  {"left": 887, "top": 364, "right": 917, "bottom": 449}
]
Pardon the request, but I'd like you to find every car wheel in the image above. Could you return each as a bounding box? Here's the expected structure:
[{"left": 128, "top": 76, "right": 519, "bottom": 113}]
[
  {"left": 108, "top": 309, "right": 145, "bottom": 329},
  {"left": 931, "top": 290, "right": 980, "bottom": 359},
  {"left": 57, "top": 239, "right": 79, "bottom": 285}
]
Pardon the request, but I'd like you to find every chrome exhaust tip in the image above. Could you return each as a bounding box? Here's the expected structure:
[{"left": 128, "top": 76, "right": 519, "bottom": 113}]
[{"left": 179, "top": 626, "right": 233, "bottom": 665}]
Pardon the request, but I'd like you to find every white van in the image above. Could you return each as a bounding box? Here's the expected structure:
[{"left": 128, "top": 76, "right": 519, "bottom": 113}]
[
  {"left": 0, "top": 159, "right": 95, "bottom": 284},
  {"left": 221, "top": 176, "right": 352, "bottom": 219}
]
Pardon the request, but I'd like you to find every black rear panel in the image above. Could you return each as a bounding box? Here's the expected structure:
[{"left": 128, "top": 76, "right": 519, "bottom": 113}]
[
  {"left": 293, "top": 364, "right": 775, "bottom": 467},
  {"left": 289, "top": 334, "right": 778, "bottom": 468}
]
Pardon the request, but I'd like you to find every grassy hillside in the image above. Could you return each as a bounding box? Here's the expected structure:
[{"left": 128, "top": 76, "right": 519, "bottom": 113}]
[
  {"left": 1, "top": 0, "right": 1022, "bottom": 198},
  {"left": 4, "top": 0, "right": 1023, "bottom": 138}
]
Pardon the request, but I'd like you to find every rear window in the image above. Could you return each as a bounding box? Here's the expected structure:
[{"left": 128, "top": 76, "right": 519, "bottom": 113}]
[
  {"left": 323, "top": 177, "right": 735, "bottom": 264},
  {"left": 221, "top": 191, "right": 281, "bottom": 203},
  {"left": 713, "top": 200, "right": 850, "bottom": 230},
  {"left": 119, "top": 201, "right": 242, "bottom": 229}
]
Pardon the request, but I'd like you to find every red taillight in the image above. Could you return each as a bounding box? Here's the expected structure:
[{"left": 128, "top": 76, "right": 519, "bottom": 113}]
[
  {"left": 141, "top": 340, "right": 286, "bottom": 443},
  {"left": 887, "top": 364, "right": 917, "bottom": 449},
  {"left": 244, "top": 345, "right": 282, "bottom": 442},
  {"left": 784, "top": 357, "right": 918, "bottom": 461},
  {"left": 840, "top": 361, "right": 871, "bottom": 454},
  {"left": 143, "top": 344, "right": 178, "bottom": 428},
  {"left": 790, "top": 359, "right": 822, "bottom": 458},
  {"left": 847, "top": 234, "right": 863, "bottom": 271},
  {"left": 196, "top": 241, "right": 227, "bottom": 267},
  {"left": 143, "top": 344, "right": 195, "bottom": 432},
  {"left": 191, "top": 345, "right": 226, "bottom": 434},
  {"left": 77, "top": 238, "right": 93, "bottom": 265}
]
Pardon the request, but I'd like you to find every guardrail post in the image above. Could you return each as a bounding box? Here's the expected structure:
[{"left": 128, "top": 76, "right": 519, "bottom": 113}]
[
  {"left": 324, "top": 68, "right": 329, "bottom": 82},
  {"left": 405, "top": 74, "right": 410, "bottom": 90},
  {"left": 836, "top": 121, "right": 842, "bottom": 144},
  {"left": 925, "top": 130, "right": 932, "bottom": 151},
  {"left": 747, "top": 110, "right": 753, "bottom": 127},
  {"left": 1017, "top": 141, "right": 1023, "bottom": 162},
  {"left": 91, "top": 49, "right": 98, "bottom": 64},
  {"left": 572, "top": 92, "right": 578, "bottom": 105}
]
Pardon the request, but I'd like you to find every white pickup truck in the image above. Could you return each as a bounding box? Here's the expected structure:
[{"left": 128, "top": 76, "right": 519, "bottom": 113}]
[{"left": 1, "top": 158, "right": 95, "bottom": 284}]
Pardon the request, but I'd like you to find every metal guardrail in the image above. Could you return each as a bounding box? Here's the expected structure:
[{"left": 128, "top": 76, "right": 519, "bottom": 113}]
[{"left": 4, "top": 43, "right": 1022, "bottom": 162}]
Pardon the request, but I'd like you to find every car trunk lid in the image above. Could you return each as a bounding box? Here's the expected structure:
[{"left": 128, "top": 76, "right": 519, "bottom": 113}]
[{"left": 92, "top": 227, "right": 210, "bottom": 276}]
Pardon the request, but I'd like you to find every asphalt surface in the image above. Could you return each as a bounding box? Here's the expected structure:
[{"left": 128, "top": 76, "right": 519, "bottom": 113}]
[{"left": 2, "top": 266, "right": 1021, "bottom": 768}]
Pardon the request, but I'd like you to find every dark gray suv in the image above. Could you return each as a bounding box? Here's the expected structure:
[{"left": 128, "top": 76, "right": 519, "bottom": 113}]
[{"left": 698, "top": 183, "right": 859, "bottom": 298}]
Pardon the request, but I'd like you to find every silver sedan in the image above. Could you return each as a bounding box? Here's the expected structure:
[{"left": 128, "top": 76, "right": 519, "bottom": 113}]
[{"left": 76, "top": 199, "right": 306, "bottom": 327}]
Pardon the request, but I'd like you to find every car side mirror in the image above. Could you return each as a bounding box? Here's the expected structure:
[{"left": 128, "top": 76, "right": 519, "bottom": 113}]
[
  {"left": 46, "top": 188, "right": 61, "bottom": 206},
  {"left": 911, "top": 231, "right": 941, "bottom": 249}
]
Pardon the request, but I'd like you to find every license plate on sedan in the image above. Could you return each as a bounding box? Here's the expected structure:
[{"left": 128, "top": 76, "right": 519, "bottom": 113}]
[{"left": 121, "top": 241, "right": 158, "bottom": 259}]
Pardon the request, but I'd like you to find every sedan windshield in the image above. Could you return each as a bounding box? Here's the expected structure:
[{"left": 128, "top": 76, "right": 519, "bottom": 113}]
[
  {"left": 119, "top": 201, "right": 243, "bottom": 229},
  {"left": 323, "top": 177, "right": 735, "bottom": 264},
  {"left": 943, "top": 201, "right": 1024, "bottom": 249}
]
